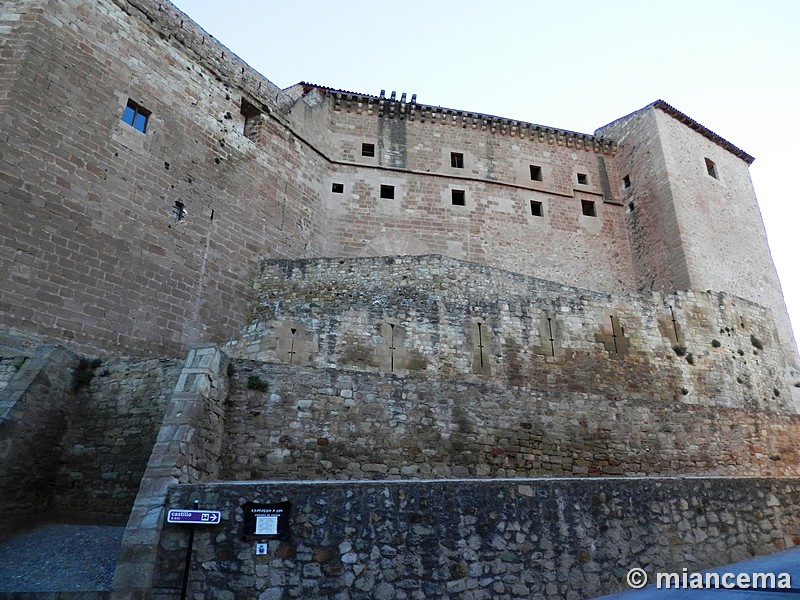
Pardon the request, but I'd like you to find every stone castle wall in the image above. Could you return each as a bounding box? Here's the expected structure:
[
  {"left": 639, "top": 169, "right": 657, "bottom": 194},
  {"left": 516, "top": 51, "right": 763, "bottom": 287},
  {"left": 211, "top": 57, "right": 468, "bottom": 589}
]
[
  {"left": 221, "top": 360, "right": 800, "bottom": 481},
  {"left": 226, "top": 256, "right": 797, "bottom": 413},
  {"left": 287, "top": 87, "right": 635, "bottom": 294},
  {"left": 3, "top": 0, "right": 793, "bottom": 365},
  {"left": 0, "top": 345, "right": 80, "bottom": 535},
  {"left": 0, "top": 347, "right": 182, "bottom": 536},
  {"left": 0, "top": 0, "right": 327, "bottom": 357},
  {"left": 0, "top": 356, "right": 26, "bottom": 393},
  {"left": 597, "top": 107, "right": 687, "bottom": 291},
  {"left": 3, "top": 1, "right": 800, "bottom": 596},
  {"left": 598, "top": 106, "right": 798, "bottom": 363},
  {"left": 49, "top": 356, "right": 183, "bottom": 524},
  {"left": 153, "top": 478, "right": 800, "bottom": 599}
]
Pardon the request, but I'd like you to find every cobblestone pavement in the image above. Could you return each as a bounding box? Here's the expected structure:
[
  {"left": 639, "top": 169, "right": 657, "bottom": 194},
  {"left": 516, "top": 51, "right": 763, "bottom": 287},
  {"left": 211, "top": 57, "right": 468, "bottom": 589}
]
[{"left": 0, "top": 523, "right": 124, "bottom": 592}]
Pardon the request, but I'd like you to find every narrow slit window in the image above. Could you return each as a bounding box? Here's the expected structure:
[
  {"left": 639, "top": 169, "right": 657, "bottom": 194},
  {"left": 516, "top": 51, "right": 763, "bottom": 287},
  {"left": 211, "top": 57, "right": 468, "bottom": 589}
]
[
  {"left": 705, "top": 158, "right": 718, "bottom": 179},
  {"left": 331, "top": 183, "right": 344, "bottom": 194},
  {"left": 362, "top": 143, "right": 375, "bottom": 157},
  {"left": 581, "top": 199, "right": 596, "bottom": 217},
  {"left": 380, "top": 184, "right": 395, "bottom": 199},
  {"left": 623, "top": 175, "right": 631, "bottom": 189},
  {"left": 577, "top": 173, "right": 588, "bottom": 185},
  {"left": 451, "top": 189, "right": 466, "bottom": 206},
  {"left": 121, "top": 99, "right": 150, "bottom": 133},
  {"left": 530, "top": 165, "right": 543, "bottom": 181},
  {"left": 450, "top": 152, "right": 464, "bottom": 168},
  {"left": 530, "top": 200, "right": 542, "bottom": 217}
]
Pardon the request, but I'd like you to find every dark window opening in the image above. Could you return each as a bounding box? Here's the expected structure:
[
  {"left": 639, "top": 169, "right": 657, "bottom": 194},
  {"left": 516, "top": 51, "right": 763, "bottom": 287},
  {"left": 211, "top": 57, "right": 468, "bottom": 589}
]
[
  {"left": 577, "top": 173, "right": 588, "bottom": 185},
  {"left": 241, "top": 98, "right": 263, "bottom": 142},
  {"left": 331, "top": 183, "right": 344, "bottom": 194},
  {"left": 530, "top": 165, "right": 543, "bottom": 181},
  {"left": 628, "top": 201, "right": 635, "bottom": 212},
  {"left": 451, "top": 152, "right": 464, "bottom": 168},
  {"left": 451, "top": 189, "right": 466, "bottom": 206},
  {"left": 362, "top": 143, "right": 375, "bottom": 157},
  {"left": 530, "top": 200, "right": 543, "bottom": 217},
  {"left": 172, "top": 200, "right": 186, "bottom": 222},
  {"left": 380, "top": 184, "right": 395, "bottom": 199},
  {"left": 122, "top": 99, "right": 149, "bottom": 133},
  {"left": 705, "top": 157, "right": 718, "bottom": 179},
  {"left": 623, "top": 174, "right": 631, "bottom": 189},
  {"left": 581, "top": 199, "right": 596, "bottom": 217}
]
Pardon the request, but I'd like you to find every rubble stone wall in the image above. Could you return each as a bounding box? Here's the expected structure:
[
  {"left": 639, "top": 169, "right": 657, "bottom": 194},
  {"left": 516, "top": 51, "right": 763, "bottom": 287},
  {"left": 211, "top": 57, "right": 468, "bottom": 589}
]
[
  {"left": 225, "top": 255, "right": 798, "bottom": 414},
  {"left": 153, "top": 478, "right": 800, "bottom": 600},
  {"left": 49, "top": 356, "right": 183, "bottom": 523},
  {"left": 221, "top": 360, "right": 800, "bottom": 482},
  {"left": 0, "top": 346, "right": 80, "bottom": 535}
]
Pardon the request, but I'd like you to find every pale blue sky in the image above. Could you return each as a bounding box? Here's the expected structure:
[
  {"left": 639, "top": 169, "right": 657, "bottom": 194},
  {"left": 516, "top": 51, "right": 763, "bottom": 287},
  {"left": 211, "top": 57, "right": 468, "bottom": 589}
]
[{"left": 171, "top": 0, "right": 800, "bottom": 348}]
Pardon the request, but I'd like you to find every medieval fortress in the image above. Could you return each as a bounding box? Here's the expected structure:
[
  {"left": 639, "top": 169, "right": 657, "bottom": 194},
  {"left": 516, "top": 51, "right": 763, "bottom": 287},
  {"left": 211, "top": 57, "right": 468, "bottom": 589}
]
[{"left": 2, "top": 0, "right": 800, "bottom": 598}]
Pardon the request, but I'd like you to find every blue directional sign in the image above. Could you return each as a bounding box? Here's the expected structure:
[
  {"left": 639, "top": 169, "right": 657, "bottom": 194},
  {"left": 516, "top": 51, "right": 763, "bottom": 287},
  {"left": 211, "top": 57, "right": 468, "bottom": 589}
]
[{"left": 167, "top": 509, "right": 221, "bottom": 525}]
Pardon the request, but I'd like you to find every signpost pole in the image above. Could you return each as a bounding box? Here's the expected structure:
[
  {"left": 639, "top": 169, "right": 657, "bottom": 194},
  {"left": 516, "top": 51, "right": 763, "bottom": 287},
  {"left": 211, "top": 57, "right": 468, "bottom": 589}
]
[{"left": 179, "top": 500, "right": 199, "bottom": 600}]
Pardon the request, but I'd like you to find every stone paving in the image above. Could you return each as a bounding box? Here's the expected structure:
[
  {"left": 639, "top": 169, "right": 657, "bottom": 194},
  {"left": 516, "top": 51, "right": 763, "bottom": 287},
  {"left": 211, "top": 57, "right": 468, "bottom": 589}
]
[{"left": 0, "top": 523, "right": 124, "bottom": 593}]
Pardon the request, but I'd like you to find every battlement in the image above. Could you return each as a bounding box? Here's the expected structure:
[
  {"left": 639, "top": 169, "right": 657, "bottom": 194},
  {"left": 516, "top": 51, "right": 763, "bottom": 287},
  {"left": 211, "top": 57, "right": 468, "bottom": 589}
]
[{"left": 294, "top": 82, "right": 618, "bottom": 156}]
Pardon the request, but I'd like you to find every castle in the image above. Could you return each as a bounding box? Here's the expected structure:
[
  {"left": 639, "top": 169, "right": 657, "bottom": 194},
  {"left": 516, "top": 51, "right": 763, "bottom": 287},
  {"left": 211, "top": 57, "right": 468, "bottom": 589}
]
[{"left": 2, "top": 0, "right": 800, "bottom": 598}]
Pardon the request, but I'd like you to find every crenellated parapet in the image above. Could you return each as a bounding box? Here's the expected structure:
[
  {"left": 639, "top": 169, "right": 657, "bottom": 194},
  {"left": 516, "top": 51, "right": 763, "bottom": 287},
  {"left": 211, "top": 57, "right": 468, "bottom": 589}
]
[{"left": 302, "top": 83, "right": 617, "bottom": 155}]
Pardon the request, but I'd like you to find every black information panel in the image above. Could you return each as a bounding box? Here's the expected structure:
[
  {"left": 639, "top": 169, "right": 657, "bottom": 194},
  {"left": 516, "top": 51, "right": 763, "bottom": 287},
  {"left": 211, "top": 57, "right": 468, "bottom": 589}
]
[{"left": 242, "top": 501, "right": 292, "bottom": 541}]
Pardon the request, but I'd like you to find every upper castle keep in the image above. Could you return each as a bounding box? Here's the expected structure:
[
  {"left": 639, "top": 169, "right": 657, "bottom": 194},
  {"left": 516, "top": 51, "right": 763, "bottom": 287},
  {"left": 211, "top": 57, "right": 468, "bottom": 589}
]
[{"left": 3, "top": 1, "right": 800, "bottom": 599}]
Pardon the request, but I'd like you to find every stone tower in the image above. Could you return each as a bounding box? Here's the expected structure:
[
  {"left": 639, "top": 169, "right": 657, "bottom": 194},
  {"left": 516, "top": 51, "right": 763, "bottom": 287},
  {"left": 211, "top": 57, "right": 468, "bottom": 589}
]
[
  {"left": 598, "top": 102, "right": 797, "bottom": 364},
  {"left": 2, "top": 1, "right": 800, "bottom": 598}
]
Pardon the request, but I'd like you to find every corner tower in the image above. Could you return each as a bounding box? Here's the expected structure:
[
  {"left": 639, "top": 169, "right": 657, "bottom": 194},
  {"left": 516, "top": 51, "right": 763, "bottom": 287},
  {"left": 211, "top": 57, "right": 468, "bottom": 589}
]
[{"left": 597, "top": 101, "right": 798, "bottom": 365}]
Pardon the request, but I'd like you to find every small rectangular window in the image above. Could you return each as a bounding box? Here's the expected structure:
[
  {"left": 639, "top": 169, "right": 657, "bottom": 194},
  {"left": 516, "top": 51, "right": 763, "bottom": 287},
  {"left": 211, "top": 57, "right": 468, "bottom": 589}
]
[
  {"left": 172, "top": 200, "right": 186, "bottom": 221},
  {"left": 705, "top": 158, "right": 718, "bottom": 179},
  {"left": 380, "top": 184, "right": 394, "bottom": 199},
  {"left": 530, "top": 200, "right": 542, "bottom": 217},
  {"left": 530, "top": 165, "right": 543, "bottom": 181},
  {"left": 451, "top": 189, "right": 466, "bottom": 206},
  {"left": 623, "top": 175, "right": 631, "bottom": 189},
  {"left": 577, "top": 173, "right": 588, "bottom": 185},
  {"left": 122, "top": 99, "right": 150, "bottom": 133},
  {"left": 450, "top": 152, "right": 464, "bottom": 168},
  {"left": 362, "top": 143, "right": 375, "bottom": 157},
  {"left": 241, "top": 98, "right": 263, "bottom": 142},
  {"left": 331, "top": 183, "right": 344, "bottom": 194},
  {"left": 581, "top": 199, "right": 596, "bottom": 217}
]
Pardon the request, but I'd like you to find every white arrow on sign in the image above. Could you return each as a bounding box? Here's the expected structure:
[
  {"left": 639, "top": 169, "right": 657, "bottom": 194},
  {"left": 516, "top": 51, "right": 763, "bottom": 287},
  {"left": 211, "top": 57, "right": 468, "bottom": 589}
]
[{"left": 167, "top": 509, "right": 222, "bottom": 525}]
